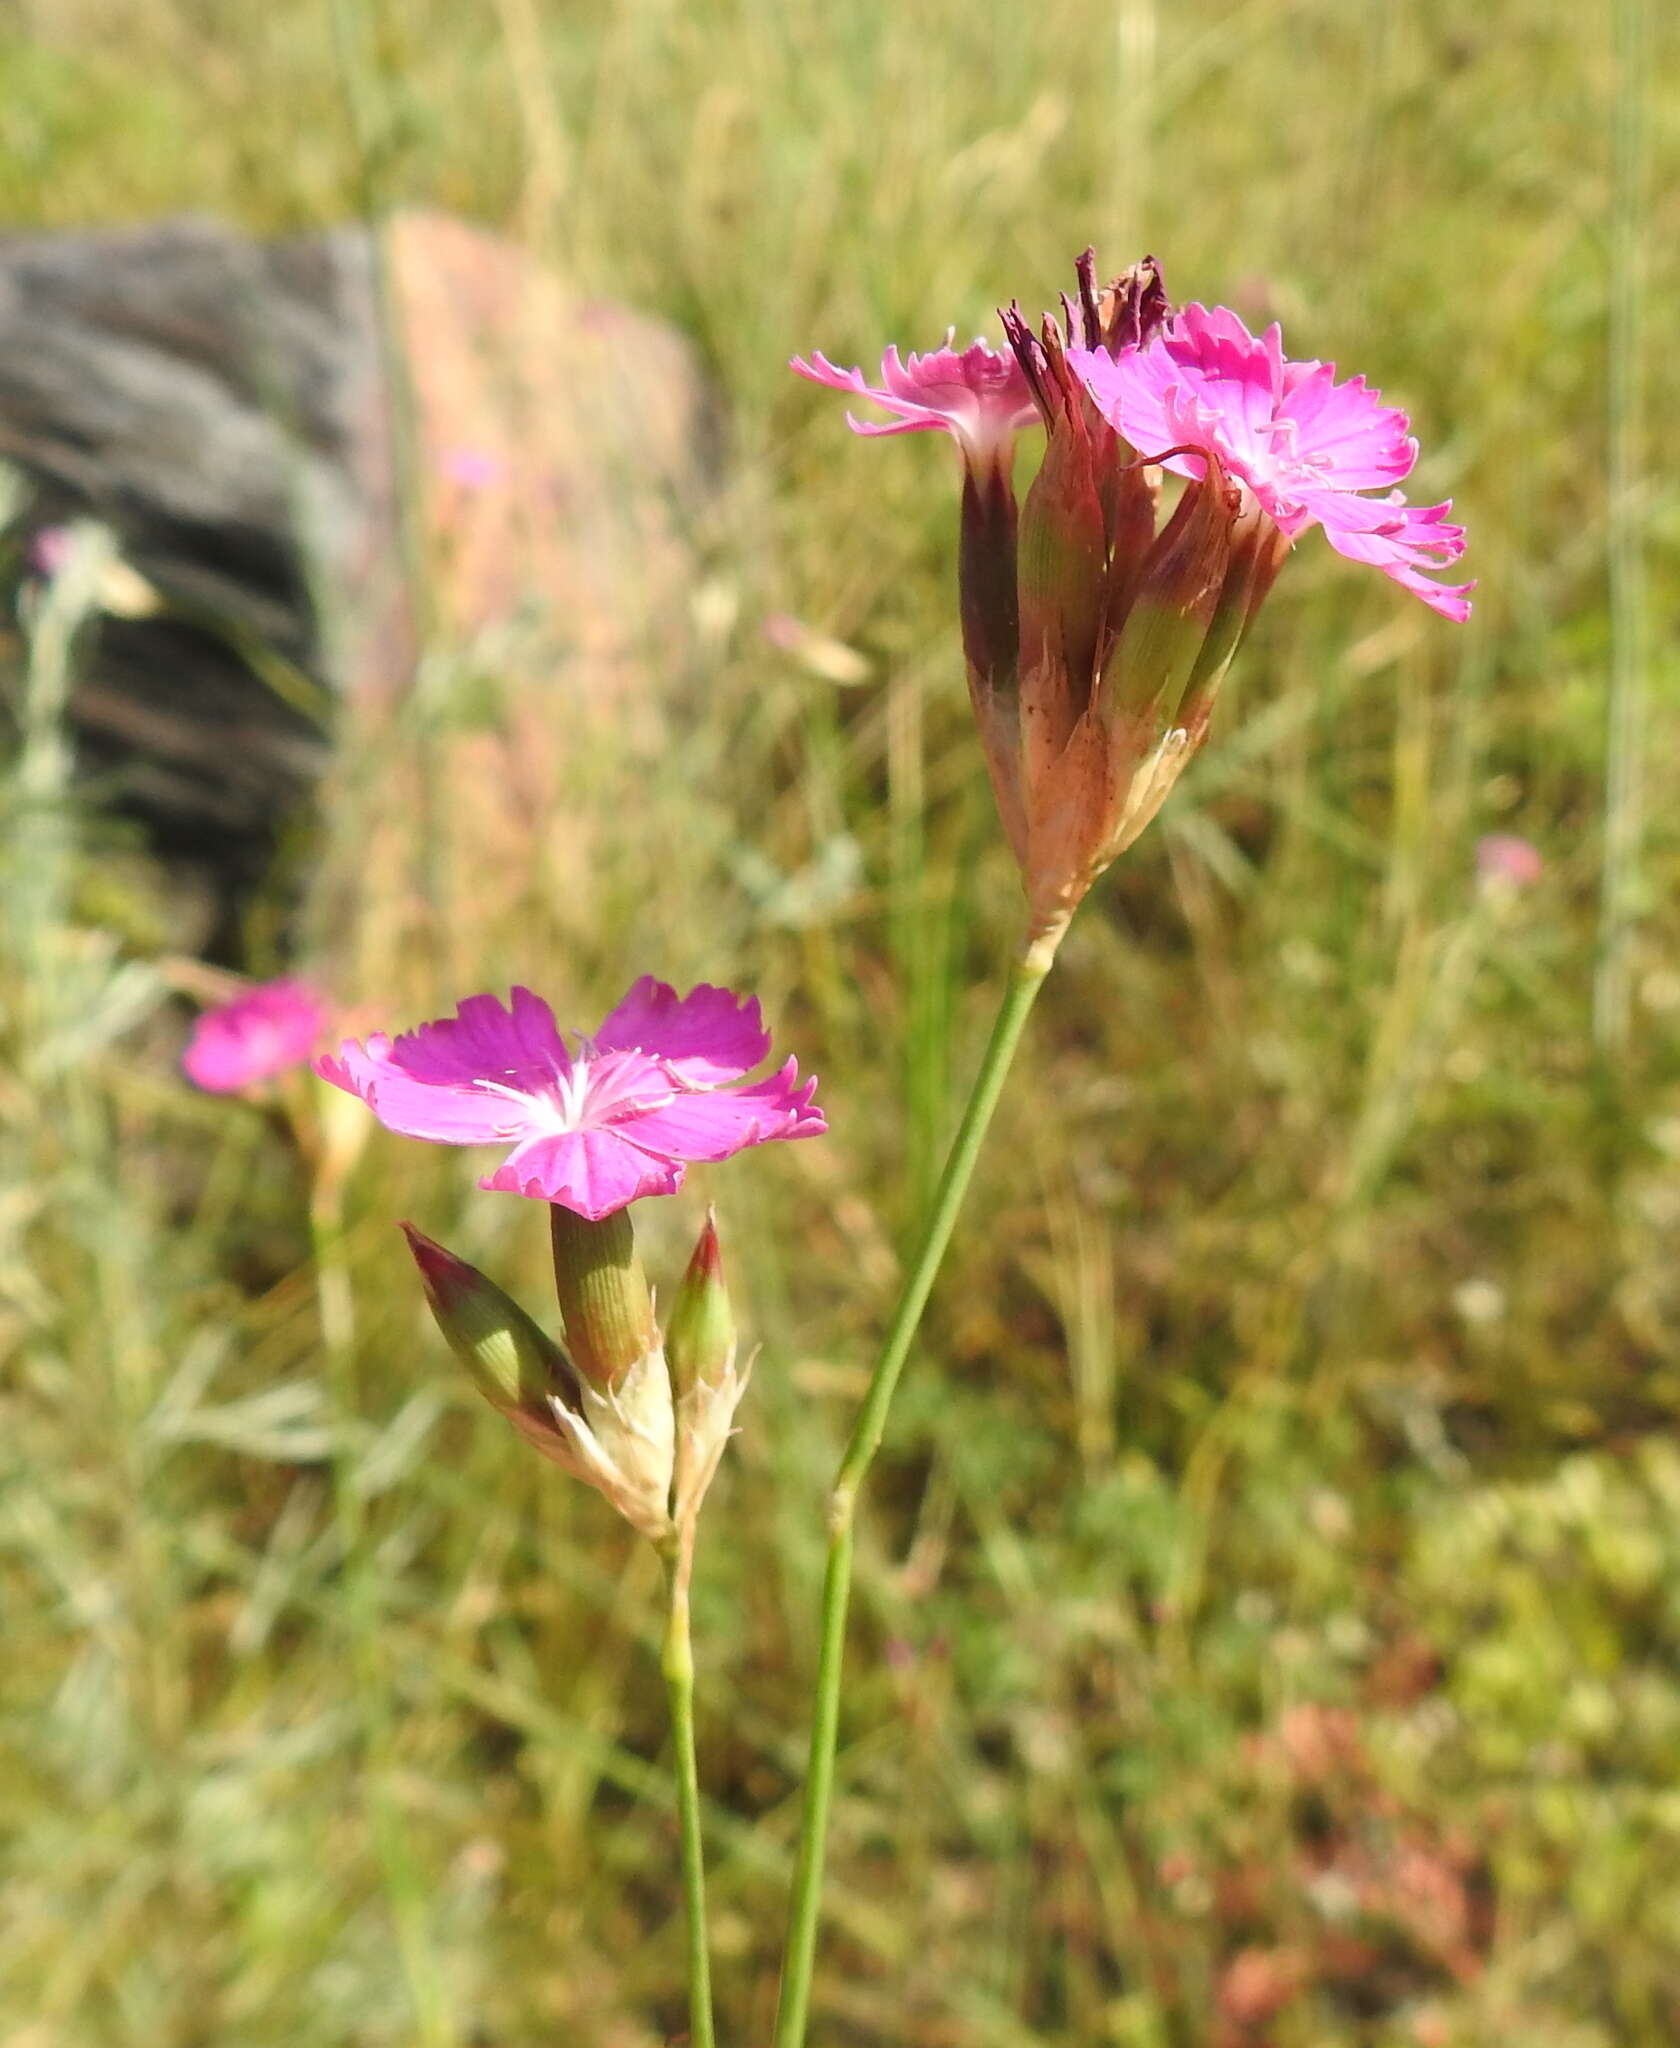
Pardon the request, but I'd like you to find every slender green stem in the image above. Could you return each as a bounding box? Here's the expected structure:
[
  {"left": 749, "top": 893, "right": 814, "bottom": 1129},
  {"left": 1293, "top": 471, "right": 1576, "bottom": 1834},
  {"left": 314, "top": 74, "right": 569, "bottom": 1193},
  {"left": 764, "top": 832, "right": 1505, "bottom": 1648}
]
[
  {"left": 662, "top": 1545, "right": 716, "bottom": 2048},
  {"left": 772, "top": 942, "right": 1054, "bottom": 2048}
]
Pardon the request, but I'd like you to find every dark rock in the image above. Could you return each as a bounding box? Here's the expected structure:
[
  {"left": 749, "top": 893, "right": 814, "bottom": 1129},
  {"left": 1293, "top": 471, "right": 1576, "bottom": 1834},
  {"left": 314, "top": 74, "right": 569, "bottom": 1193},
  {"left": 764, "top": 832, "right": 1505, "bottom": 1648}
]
[{"left": 0, "top": 212, "right": 715, "bottom": 945}]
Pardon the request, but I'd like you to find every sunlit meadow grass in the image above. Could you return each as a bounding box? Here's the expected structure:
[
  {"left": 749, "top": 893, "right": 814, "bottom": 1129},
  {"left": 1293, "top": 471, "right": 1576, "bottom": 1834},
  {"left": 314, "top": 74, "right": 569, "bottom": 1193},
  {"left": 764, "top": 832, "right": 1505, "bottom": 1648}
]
[{"left": 2, "top": 0, "right": 1677, "bottom": 2042}]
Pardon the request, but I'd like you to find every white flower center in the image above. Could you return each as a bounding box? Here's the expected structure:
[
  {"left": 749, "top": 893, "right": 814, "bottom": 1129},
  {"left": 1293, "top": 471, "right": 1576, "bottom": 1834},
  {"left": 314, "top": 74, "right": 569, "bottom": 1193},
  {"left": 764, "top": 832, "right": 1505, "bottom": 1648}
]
[
  {"left": 1255, "top": 414, "right": 1330, "bottom": 491},
  {"left": 476, "top": 1043, "right": 679, "bottom": 1137}
]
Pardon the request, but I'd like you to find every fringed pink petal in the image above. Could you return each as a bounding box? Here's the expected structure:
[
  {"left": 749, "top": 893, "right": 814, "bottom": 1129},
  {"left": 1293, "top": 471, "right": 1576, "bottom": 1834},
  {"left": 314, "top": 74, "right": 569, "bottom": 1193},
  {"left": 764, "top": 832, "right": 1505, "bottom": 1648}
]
[
  {"left": 482, "top": 1129, "right": 683, "bottom": 1217},
  {"left": 793, "top": 339, "right": 1038, "bottom": 465},
  {"left": 1316, "top": 499, "right": 1475, "bottom": 620},
  {"left": 1069, "top": 303, "right": 1472, "bottom": 620},
  {"left": 386, "top": 987, "right": 572, "bottom": 1092},
  {"left": 315, "top": 1038, "right": 523, "bottom": 1145},
  {"left": 614, "top": 1059, "right": 826, "bottom": 1164},
  {"left": 593, "top": 976, "right": 770, "bottom": 1086}
]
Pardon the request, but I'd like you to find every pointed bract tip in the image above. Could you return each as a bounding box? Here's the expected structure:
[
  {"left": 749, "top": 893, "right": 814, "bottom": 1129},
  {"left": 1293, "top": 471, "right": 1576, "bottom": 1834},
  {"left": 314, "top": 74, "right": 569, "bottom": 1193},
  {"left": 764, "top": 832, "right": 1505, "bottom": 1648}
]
[
  {"left": 693, "top": 1207, "right": 724, "bottom": 1282},
  {"left": 401, "top": 1217, "right": 444, "bottom": 1261},
  {"left": 401, "top": 1220, "right": 471, "bottom": 1306}
]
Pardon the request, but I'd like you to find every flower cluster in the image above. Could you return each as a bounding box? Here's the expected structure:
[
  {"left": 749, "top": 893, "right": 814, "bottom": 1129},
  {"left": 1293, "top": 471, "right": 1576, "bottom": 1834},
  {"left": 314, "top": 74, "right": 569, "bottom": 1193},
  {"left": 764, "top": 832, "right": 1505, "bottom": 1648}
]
[
  {"left": 195, "top": 250, "right": 1471, "bottom": 1563},
  {"left": 795, "top": 252, "right": 1472, "bottom": 951},
  {"left": 317, "top": 979, "right": 824, "bottom": 1544}
]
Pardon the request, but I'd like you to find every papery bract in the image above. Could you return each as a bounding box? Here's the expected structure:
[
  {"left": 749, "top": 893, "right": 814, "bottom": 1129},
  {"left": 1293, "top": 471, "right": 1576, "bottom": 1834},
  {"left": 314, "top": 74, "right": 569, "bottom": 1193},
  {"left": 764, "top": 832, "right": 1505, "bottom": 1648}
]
[
  {"left": 1069, "top": 304, "right": 1474, "bottom": 620},
  {"left": 183, "top": 977, "right": 329, "bottom": 1094},
  {"left": 317, "top": 978, "right": 825, "bottom": 1220}
]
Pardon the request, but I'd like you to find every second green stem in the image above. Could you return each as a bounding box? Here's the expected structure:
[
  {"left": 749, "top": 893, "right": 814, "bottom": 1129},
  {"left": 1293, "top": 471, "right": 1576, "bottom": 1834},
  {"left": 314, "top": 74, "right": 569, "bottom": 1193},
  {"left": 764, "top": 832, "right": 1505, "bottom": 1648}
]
[{"left": 772, "top": 944, "right": 1054, "bottom": 2048}]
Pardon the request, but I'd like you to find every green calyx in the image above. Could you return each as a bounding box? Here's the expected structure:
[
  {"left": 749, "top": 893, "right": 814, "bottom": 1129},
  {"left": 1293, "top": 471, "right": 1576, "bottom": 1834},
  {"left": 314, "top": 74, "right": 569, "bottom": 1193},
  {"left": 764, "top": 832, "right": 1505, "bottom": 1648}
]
[{"left": 548, "top": 1204, "right": 660, "bottom": 1390}]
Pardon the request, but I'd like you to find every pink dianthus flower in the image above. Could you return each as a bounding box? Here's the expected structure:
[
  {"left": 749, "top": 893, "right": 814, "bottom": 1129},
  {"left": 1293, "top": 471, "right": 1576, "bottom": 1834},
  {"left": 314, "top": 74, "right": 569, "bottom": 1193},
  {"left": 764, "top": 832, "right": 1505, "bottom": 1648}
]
[
  {"left": 317, "top": 979, "right": 824, "bottom": 1220},
  {"left": 183, "top": 977, "right": 329, "bottom": 1094},
  {"left": 1069, "top": 304, "right": 1473, "bottom": 620},
  {"left": 791, "top": 337, "right": 1040, "bottom": 475}
]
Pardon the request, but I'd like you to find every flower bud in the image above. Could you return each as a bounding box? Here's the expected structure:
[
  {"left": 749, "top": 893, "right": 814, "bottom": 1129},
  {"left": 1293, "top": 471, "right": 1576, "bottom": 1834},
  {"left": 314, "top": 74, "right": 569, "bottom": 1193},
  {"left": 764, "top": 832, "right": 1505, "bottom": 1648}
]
[
  {"left": 664, "top": 1211, "right": 751, "bottom": 1531},
  {"left": 402, "top": 1222, "right": 578, "bottom": 1421},
  {"left": 664, "top": 1209, "right": 736, "bottom": 1398}
]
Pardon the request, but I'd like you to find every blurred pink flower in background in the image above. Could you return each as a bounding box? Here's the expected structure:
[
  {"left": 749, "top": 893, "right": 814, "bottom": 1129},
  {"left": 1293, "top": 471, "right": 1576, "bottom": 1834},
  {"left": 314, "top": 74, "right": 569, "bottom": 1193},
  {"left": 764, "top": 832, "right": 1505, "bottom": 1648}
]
[
  {"left": 28, "top": 527, "right": 73, "bottom": 580},
  {"left": 761, "top": 610, "right": 872, "bottom": 684},
  {"left": 439, "top": 445, "right": 505, "bottom": 492},
  {"left": 183, "top": 977, "right": 330, "bottom": 1093},
  {"left": 318, "top": 979, "right": 825, "bottom": 1219},
  {"left": 761, "top": 610, "right": 811, "bottom": 652},
  {"left": 1070, "top": 303, "right": 1474, "bottom": 619},
  {"left": 791, "top": 337, "right": 1040, "bottom": 475},
  {"left": 1475, "top": 833, "right": 1543, "bottom": 892}
]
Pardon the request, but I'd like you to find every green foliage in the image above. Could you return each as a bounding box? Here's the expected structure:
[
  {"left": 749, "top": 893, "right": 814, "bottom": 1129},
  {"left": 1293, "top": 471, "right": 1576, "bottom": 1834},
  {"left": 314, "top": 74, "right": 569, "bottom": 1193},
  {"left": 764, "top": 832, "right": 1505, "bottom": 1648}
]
[{"left": 4, "top": 0, "right": 1680, "bottom": 2042}]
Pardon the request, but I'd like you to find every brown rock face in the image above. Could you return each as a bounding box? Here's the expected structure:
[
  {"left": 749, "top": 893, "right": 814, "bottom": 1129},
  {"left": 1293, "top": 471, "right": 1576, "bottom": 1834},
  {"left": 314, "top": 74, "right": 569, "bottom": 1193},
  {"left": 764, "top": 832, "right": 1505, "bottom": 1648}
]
[{"left": 383, "top": 212, "right": 713, "bottom": 695}]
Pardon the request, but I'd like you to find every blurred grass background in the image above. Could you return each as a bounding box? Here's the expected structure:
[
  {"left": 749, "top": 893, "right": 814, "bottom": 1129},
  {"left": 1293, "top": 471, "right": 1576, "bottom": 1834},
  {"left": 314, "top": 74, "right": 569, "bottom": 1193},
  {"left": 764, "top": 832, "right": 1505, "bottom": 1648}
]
[{"left": 3, "top": 0, "right": 1680, "bottom": 2042}]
